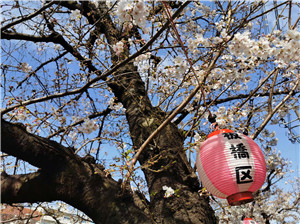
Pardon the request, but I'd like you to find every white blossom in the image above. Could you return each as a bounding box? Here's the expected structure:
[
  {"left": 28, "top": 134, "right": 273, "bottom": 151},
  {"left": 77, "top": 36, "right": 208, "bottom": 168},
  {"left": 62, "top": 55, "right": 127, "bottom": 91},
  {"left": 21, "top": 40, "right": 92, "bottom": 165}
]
[
  {"left": 91, "top": 0, "right": 99, "bottom": 8},
  {"left": 218, "top": 106, "right": 226, "bottom": 114},
  {"left": 70, "top": 9, "right": 81, "bottom": 20},
  {"left": 286, "top": 29, "right": 300, "bottom": 40},
  {"left": 108, "top": 98, "right": 124, "bottom": 111},
  {"left": 116, "top": 0, "right": 148, "bottom": 28},
  {"left": 162, "top": 185, "right": 175, "bottom": 198},
  {"left": 174, "top": 56, "right": 188, "bottom": 74},
  {"left": 20, "top": 63, "right": 32, "bottom": 73},
  {"left": 14, "top": 109, "right": 27, "bottom": 120},
  {"left": 116, "top": 0, "right": 132, "bottom": 23},
  {"left": 187, "top": 38, "right": 199, "bottom": 50},
  {"left": 195, "top": 33, "right": 210, "bottom": 47},
  {"left": 194, "top": 132, "right": 202, "bottom": 143},
  {"left": 112, "top": 41, "right": 124, "bottom": 56},
  {"left": 80, "top": 118, "right": 98, "bottom": 134},
  {"left": 215, "top": 20, "right": 225, "bottom": 31},
  {"left": 68, "top": 131, "right": 78, "bottom": 141}
]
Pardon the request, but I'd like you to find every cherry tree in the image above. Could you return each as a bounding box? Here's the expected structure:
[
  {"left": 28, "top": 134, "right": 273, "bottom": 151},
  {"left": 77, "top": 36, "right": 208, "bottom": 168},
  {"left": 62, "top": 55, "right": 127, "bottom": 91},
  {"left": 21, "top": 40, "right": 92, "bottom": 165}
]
[{"left": 1, "top": 1, "right": 299, "bottom": 223}]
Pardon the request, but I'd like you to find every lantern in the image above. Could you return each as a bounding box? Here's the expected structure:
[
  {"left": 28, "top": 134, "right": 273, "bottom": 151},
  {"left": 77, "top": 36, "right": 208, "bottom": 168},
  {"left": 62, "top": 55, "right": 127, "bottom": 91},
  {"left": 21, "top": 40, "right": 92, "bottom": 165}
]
[
  {"left": 243, "top": 218, "right": 258, "bottom": 224},
  {"left": 196, "top": 129, "right": 266, "bottom": 205}
]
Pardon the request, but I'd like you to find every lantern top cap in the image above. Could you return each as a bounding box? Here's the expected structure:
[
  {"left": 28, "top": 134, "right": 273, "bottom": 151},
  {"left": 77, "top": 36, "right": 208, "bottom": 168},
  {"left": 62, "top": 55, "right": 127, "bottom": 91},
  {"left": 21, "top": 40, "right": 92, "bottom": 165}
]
[{"left": 207, "top": 129, "right": 233, "bottom": 138}]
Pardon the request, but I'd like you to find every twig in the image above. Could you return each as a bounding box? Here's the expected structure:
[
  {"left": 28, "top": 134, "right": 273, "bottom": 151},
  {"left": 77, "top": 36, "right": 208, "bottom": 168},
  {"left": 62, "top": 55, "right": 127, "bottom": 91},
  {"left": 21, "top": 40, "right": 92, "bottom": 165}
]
[
  {"left": 47, "top": 108, "right": 111, "bottom": 139},
  {"left": 252, "top": 78, "right": 300, "bottom": 140},
  {"left": 1, "top": 1, "right": 56, "bottom": 31},
  {"left": 268, "top": 70, "right": 279, "bottom": 113},
  {"left": 233, "top": 68, "right": 278, "bottom": 114}
]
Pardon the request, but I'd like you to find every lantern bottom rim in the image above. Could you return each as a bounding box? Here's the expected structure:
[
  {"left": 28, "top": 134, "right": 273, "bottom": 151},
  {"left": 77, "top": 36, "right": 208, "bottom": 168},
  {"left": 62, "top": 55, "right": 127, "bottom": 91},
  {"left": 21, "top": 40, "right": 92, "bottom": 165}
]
[{"left": 227, "top": 191, "right": 254, "bottom": 206}]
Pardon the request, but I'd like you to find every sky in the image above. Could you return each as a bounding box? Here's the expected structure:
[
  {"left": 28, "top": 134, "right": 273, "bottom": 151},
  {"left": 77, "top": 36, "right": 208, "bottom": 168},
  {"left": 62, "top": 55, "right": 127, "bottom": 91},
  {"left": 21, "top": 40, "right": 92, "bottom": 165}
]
[{"left": 269, "top": 113, "right": 300, "bottom": 181}]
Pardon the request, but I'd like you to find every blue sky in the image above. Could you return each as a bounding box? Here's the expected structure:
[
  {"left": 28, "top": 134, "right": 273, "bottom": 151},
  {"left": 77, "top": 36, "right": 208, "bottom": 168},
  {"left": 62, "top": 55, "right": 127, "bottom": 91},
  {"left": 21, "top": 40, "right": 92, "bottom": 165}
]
[{"left": 269, "top": 113, "right": 300, "bottom": 180}]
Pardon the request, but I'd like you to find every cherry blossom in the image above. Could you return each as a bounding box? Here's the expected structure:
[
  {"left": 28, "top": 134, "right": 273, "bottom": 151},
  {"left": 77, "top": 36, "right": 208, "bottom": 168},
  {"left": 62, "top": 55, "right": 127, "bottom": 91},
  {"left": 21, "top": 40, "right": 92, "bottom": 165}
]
[
  {"left": 13, "top": 108, "right": 27, "bottom": 121},
  {"left": 116, "top": 0, "right": 148, "bottom": 29},
  {"left": 80, "top": 118, "right": 98, "bottom": 134},
  {"left": 19, "top": 63, "right": 32, "bottom": 73},
  {"left": 70, "top": 9, "right": 82, "bottom": 20},
  {"left": 162, "top": 185, "right": 175, "bottom": 198},
  {"left": 112, "top": 41, "right": 124, "bottom": 56}
]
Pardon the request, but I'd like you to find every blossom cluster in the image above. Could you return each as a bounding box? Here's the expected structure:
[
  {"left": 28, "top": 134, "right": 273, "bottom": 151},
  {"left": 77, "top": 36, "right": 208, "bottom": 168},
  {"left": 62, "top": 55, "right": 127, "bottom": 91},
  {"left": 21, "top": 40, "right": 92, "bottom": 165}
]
[
  {"left": 116, "top": 0, "right": 149, "bottom": 29},
  {"left": 13, "top": 108, "right": 28, "bottom": 120},
  {"left": 70, "top": 9, "right": 82, "bottom": 20},
  {"left": 134, "top": 52, "right": 152, "bottom": 73},
  {"left": 187, "top": 33, "right": 210, "bottom": 54},
  {"left": 112, "top": 41, "right": 124, "bottom": 56},
  {"left": 206, "top": 106, "right": 248, "bottom": 129},
  {"left": 108, "top": 98, "right": 124, "bottom": 112},
  {"left": 228, "top": 29, "right": 300, "bottom": 68},
  {"left": 173, "top": 56, "right": 189, "bottom": 75},
  {"left": 162, "top": 185, "right": 175, "bottom": 198},
  {"left": 80, "top": 118, "right": 98, "bottom": 134},
  {"left": 19, "top": 62, "right": 32, "bottom": 73}
]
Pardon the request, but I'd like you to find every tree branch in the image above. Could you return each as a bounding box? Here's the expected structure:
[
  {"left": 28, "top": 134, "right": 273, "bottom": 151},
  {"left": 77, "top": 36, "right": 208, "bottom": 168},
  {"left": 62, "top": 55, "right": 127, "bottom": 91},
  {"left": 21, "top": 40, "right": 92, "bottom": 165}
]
[
  {"left": 47, "top": 108, "right": 112, "bottom": 139},
  {"left": 1, "top": 119, "right": 151, "bottom": 223},
  {"left": 253, "top": 78, "right": 300, "bottom": 139},
  {"left": 1, "top": 171, "right": 58, "bottom": 204},
  {"left": 1, "top": 119, "right": 75, "bottom": 169},
  {"left": 175, "top": 88, "right": 298, "bottom": 126}
]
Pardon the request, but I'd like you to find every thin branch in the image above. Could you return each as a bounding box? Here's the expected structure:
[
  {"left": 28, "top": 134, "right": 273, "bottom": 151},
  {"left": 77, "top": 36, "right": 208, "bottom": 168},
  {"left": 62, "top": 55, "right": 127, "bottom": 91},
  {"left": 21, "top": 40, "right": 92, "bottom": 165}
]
[
  {"left": 261, "top": 169, "right": 276, "bottom": 192},
  {"left": 2, "top": 87, "right": 86, "bottom": 115},
  {"left": 74, "top": 137, "right": 102, "bottom": 154},
  {"left": 233, "top": 68, "right": 278, "bottom": 114},
  {"left": 268, "top": 70, "right": 279, "bottom": 113},
  {"left": 288, "top": 0, "right": 292, "bottom": 29},
  {"left": 47, "top": 108, "right": 112, "bottom": 139},
  {"left": 176, "top": 79, "right": 236, "bottom": 127},
  {"left": 182, "top": 80, "right": 236, "bottom": 138},
  {"left": 16, "top": 51, "right": 68, "bottom": 89},
  {"left": 271, "top": 3, "right": 288, "bottom": 33},
  {"left": 252, "top": 78, "right": 300, "bottom": 140},
  {"left": 1, "top": 1, "right": 56, "bottom": 31},
  {"left": 95, "top": 110, "right": 110, "bottom": 161},
  {"left": 246, "top": 1, "right": 289, "bottom": 24}
]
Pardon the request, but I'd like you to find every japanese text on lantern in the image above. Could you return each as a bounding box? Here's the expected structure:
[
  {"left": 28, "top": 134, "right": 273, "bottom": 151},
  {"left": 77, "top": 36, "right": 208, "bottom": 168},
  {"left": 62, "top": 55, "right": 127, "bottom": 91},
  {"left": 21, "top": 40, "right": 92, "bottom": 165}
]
[
  {"left": 223, "top": 133, "right": 249, "bottom": 160},
  {"left": 222, "top": 132, "right": 253, "bottom": 184}
]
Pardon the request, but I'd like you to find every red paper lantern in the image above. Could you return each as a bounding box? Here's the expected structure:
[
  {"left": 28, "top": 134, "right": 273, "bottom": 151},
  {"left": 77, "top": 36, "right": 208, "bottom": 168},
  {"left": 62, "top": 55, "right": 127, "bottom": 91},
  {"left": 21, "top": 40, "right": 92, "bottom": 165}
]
[
  {"left": 243, "top": 218, "right": 258, "bottom": 224},
  {"left": 196, "top": 129, "right": 266, "bottom": 205}
]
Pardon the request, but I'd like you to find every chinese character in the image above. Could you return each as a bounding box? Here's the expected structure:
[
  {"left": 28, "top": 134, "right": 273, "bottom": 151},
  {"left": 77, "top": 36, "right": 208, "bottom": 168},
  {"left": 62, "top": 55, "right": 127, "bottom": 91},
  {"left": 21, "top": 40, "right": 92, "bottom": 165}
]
[
  {"left": 230, "top": 143, "right": 249, "bottom": 159},
  {"left": 222, "top": 132, "right": 242, "bottom": 140},
  {"left": 235, "top": 166, "right": 253, "bottom": 184}
]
